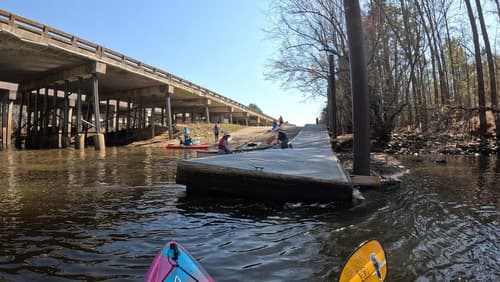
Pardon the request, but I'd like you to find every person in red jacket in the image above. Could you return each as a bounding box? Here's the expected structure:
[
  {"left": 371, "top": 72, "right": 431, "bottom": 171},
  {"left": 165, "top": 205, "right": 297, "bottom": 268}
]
[{"left": 218, "top": 132, "right": 232, "bottom": 154}]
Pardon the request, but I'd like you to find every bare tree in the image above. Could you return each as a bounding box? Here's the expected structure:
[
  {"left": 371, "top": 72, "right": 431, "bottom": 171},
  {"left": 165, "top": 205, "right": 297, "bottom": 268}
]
[
  {"left": 475, "top": 0, "right": 499, "bottom": 145},
  {"left": 464, "top": 0, "right": 488, "bottom": 137}
]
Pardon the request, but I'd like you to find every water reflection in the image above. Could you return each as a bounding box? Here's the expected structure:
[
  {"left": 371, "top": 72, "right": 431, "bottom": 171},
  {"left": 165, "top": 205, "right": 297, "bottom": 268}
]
[{"left": 0, "top": 151, "right": 498, "bottom": 281}]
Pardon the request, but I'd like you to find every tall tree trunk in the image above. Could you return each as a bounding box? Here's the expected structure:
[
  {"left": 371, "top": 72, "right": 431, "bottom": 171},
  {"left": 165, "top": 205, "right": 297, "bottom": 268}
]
[
  {"left": 444, "top": 10, "right": 458, "bottom": 103},
  {"left": 328, "top": 54, "right": 338, "bottom": 137},
  {"left": 414, "top": 0, "right": 440, "bottom": 107},
  {"left": 344, "top": 0, "right": 370, "bottom": 175},
  {"left": 424, "top": 1, "right": 449, "bottom": 105},
  {"left": 464, "top": 0, "right": 488, "bottom": 138},
  {"left": 464, "top": 54, "right": 472, "bottom": 109},
  {"left": 475, "top": 0, "right": 500, "bottom": 146}
]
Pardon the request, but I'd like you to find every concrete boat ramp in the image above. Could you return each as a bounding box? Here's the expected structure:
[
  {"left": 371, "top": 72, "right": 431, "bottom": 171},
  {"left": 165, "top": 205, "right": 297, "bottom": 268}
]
[{"left": 176, "top": 125, "right": 353, "bottom": 203}]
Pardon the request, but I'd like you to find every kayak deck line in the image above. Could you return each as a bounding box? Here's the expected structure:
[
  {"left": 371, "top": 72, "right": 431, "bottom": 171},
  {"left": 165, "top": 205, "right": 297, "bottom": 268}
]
[{"left": 176, "top": 124, "right": 354, "bottom": 204}]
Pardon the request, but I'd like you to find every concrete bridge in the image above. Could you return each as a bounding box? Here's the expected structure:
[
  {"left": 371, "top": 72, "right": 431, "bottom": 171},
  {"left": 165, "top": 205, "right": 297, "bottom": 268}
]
[{"left": 0, "top": 9, "right": 275, "bottom": 150}]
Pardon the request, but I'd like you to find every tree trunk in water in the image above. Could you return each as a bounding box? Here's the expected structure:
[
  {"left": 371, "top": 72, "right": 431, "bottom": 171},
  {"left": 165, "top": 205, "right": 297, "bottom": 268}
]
[
  {"left": 464, "top": 0, "right": 488, "bottom": 137},
  {"left": 475, "top": 0, "right": 499, "bottom": 146},
  {"left": 344, "top": 0, "right": 370, "bottom": 176}
]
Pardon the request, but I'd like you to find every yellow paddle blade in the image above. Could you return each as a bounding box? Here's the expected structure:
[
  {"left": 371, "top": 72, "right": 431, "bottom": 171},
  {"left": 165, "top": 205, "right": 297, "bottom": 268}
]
[{"left": 339, "top": 240, "right": 387, "bottom": 282}]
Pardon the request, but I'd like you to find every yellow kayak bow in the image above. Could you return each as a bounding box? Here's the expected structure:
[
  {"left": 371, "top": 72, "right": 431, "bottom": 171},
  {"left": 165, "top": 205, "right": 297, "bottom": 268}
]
[{"left": 339, "top": 240, "right": 388, "bottom": 282}]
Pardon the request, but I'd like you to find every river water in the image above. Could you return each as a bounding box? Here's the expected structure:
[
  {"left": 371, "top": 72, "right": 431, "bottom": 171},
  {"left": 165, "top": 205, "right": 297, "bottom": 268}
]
[{"left": 0, "top": 147, "right": 498, "bottom": 281}]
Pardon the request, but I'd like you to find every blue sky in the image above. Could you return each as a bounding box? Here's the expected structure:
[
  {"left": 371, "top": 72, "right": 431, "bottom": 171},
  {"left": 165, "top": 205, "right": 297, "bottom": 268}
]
[{"left": 2, "top": 0, "right": 325, "bottom": 126}]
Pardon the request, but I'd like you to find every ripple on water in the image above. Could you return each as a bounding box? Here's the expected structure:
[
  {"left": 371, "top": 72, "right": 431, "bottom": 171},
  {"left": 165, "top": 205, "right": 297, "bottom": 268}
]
[{"left": 1, "top": 151, "right": 499, "bottom": 281}]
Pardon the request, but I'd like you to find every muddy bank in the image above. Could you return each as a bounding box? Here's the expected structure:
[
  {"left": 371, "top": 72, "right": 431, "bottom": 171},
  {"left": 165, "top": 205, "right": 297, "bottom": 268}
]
[{"left": 126, "top": 123, "right": 303, "bottom": 149}]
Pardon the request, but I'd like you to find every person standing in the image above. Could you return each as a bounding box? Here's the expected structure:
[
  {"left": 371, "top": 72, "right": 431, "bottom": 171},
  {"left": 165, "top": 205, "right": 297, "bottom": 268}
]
[
  {"left": 218, "top": 132, "right": 232, "bottom": 154},
  {"left": 278, "top": 115, "right": 284, "bottom": 127},
  {"left": 213, "top": 123, "right": 220, "bottom": 143}
]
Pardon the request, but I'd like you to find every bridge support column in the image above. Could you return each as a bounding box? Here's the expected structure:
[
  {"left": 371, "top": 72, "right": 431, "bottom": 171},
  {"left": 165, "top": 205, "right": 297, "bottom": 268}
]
[
  {"left": 151, "top": 108, "right": 155, "bottom": 138},
  {"left": 75, "top": 77, "right": 84, "bottom": 149},
  {"left": 1, "top": 97, "right": 13, "bottom": 147},
  {"left": 15, "top": 92, "right": 25, "bottom": 149},
  {"left": 244, "top": 113, "right": 249, "bottom": 126},
  {"left": 126, "top": 97, "right": 131, "bottom": 136},
  {"left": 161, "top": 107, "right": 165, "bottom": 126},
  {"left": 32, "top": 89, "right": 40, "bottom": 148},
  {"left": 51, "top": 88, "right": 57, "bottom": 134},
  {"left": 114, "top": 99, "right": 120, "bottom": 132},
  {"left": 61, "top": 81, "right": 70, "bottom": 148},
  {"left": 105, "top": 99, "right": 110, "bottom": 134},
  {"left": 164, "top": 85, "right": 173, "bottom": 139},
  {"left": 40, "top": 87, "right": 49, "bottom": 148},
  {"left": 92, "top": 73, "right": 105, "bottom": 151},
  {"left": 24, "top": 91, "right": 32, "bottom": 148},
  {"left": 205, "top": 107, "right": 210, "bottom": 123}
]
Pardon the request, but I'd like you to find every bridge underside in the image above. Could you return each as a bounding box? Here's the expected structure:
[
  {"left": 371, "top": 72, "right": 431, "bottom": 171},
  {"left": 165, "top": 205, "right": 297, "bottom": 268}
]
[{"left": 0, "top": 10, "right": 273, "bottom": 150}]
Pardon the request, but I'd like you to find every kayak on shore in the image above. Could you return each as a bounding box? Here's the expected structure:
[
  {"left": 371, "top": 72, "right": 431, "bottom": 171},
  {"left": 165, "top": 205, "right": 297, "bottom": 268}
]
[
  {"left": 166, "top": 144, "right": 209, "bottom": 150},
  {"left": 196, "top": 142, "right": 275, "bottom": 156}
]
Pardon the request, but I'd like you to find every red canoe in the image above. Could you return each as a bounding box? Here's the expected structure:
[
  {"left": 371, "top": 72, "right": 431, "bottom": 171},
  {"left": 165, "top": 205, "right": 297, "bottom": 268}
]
[{"left": 166, "top": 144, "right": 209, "bottom": 150}]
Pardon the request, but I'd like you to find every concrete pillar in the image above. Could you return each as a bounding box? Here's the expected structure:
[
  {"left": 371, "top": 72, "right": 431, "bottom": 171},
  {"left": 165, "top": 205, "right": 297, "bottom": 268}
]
[
  {"left": 126, "top": 97, "right": 131, "bottom": 131},
  {"left": 92, "top": 73, "right": 104, "bottom": 151},
  {"left": 25, "top": 91, "right": 32, "bottom": 147},
  {"left": 67, "top": 108, "right": 72, "bottom": 139},
  {"left": 2, "top": 100, "right": 13, "bottom": 147},
  {"left": 161, "top": 107, "right": 165, "bottom": 126},
  {"left": 15, "top": 92, "right": 25, "bottom": 148},
  {"left": 205, "top": 106, "right": 210, "bottom": 123},
  {"left": 165, "top": 86, "right": 173, "bottom": 139},
  {"left": 61, "top": 81, "right": 70, "bottom": 148},
  {"left": 114, "top": 99, "right": 119, "bottom": 132},
  {"left": 105, "top": 99, "right": 110, "bottom": 133},
  {"left": 75, "top": 77, "right": 84, "bottom": 149},
  {"left": 244, "top": 113, "right": 249, "bottom": 126},
  {"left": 51, "top": 87, "right": 57, "bottom": 134},
  {"left": 1, "top": 98, "right": 5, "bottom": 147},
  {"left": 42, "top": 87, "right": 48, "bottom": 137},
  {"left": 151, "top": 107, "right": 155, "bottom": 137},
  {"left": 7, "top": 101, "right": 13, "bottom": 146},
  {"left": 33, "top": 89, "right": 39, "bottom": 135}
]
